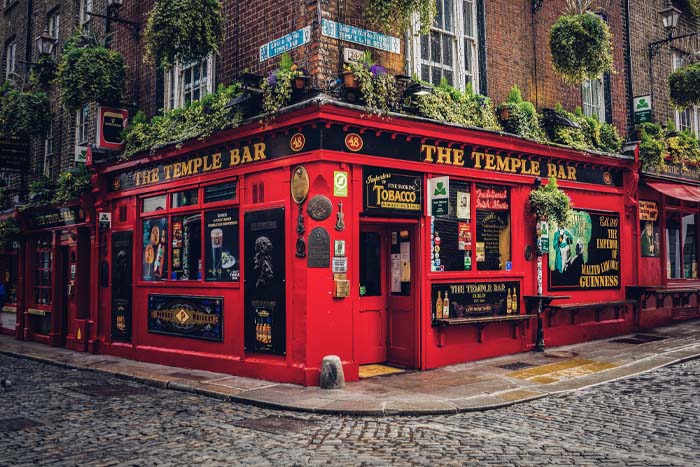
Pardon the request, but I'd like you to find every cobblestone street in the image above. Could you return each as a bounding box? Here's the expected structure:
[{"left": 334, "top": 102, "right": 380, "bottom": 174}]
[{"left": 0, "top": 355, "right": 698, "bottom": 466}]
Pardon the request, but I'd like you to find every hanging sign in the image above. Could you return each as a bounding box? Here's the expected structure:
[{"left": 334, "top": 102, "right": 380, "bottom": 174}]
[
  {"left": 259, "top": 26, "right": 312, "bottom": 61},
  {"left": 429, "top": 176, "right": 449, "bottom": 216},
  {"left": 633, "top": 95, "right": 652, "bottom": 124},
  {"left": 96, "top": 106, "right": 128, "bottom": 150},
  {"left": 363, "top": 167, "right": 422, "bottom": 217},
  {"left": 321, "top": 19, "right": 401, "bottom": 54}
]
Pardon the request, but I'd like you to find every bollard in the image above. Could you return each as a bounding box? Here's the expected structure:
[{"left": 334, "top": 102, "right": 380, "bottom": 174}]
[{"left": 320, "top": 355, "right": 345, "bottom": 389}]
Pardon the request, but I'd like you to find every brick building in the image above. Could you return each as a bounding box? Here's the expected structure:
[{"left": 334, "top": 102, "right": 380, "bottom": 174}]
[{"left": 1, "top": 1, "right": 698, "bottom": 384}]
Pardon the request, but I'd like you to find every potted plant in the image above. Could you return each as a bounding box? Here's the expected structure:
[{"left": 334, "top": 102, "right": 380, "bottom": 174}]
[
  {"left": 144, "top": 0, "right": 222, "bottom": 69},
  {"left": 261, "top": 53, "right": 307, "bottom": 116},
  {"left": 549, "top": 0, "right": 613, "bottom": 84},
  {"left": 367, "top": 0, "right": 436, "bottom": 34},
  {"left": 669, "top": 63, "right": 700, "bottom": 108},
  {"left": 52, "top": 164, "right": 92, "bottom": 204},
  {"left": 496, "top": 85, "right": 546, "bottom": 142},
  {"left": 342, "top": 64, "right": 359, "bottom": 89},
  {"left": 0, "top": 218, "right": 20, "bottom": 250},
  {"left": 55, "top": 28, "right": 126, "bottom": 110},
  {"left": 342, "top": 52, "right": 399, "bottom": 116}
]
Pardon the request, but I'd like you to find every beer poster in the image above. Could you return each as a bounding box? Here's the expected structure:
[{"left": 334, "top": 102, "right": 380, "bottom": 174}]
[
  {"left": 639, "top": 201, "right": 659, "bottom": 258},
  {"left": 548, "top": 210, "right": 620, "bottom": 289},
  {"left": 204, "top": 209, "right": 240, "bottom": 282},
  {"left": 142, "top": 217, "right": 168, "bottom": 281},
  {"left": 244, "top": 208, "right": 286, "bottom": 354},
  {"left": 147, "top": 294, "right": 223, "bottom": 341}
]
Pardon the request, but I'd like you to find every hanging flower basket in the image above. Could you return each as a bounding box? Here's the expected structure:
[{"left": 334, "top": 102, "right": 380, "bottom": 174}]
[
  {"left": 669, "top": 63, "right": 700, "bottom": 108},
  {"left": 0, "top": 83, "right": 51, "bottom": 137},
  {"left": 549, "top": 7, "right": 613, "bottom": 85},
  {"left": 144, "top": 0, "right": 223, "bottom": 69},
  {"left": 529, "top": 177, "right": 572, "bottom": 227}
]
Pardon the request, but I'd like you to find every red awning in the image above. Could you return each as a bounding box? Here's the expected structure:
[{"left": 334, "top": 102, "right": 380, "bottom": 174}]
[{"left": 646, "top": 182, "right": 700, "bottom": 203}]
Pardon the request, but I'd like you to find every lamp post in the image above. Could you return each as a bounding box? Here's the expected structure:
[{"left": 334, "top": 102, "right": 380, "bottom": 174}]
[
  {"left": 647, "top": 1, "right": 698, "bottom": 119},
  {"left": 533, "top": 177, "right": 546, "bottom": 352}
]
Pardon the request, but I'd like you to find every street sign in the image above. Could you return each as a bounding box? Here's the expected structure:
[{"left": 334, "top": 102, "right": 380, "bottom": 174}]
[
  {"left": 259, "top": 26, "right": 312, "bottom": 62},
  {"left": 321, "top": 19, "right": 401, "bottom": 54}
]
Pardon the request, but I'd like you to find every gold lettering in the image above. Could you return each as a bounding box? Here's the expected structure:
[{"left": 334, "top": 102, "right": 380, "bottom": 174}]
[
  {"left": 436, "top": 146, "right": 451, "bottom": 165},
  {"left": 181, "top": 160, "right": 193, "bottom": 177},
  {"left": 192, "top": 157, "right": 203, "bottom": 173},
  {"left": 547, "top": 163, "right": 557, "bottom": 178},
  {"left": 422, "top": 144, "right": 436, "bottom": 162},
  {"left": 485, "top": 154, "right": 496, "bottom": 170},
  {"left": 453, "top": 148, "right": 465, "bottom": 166},
  {"left": 173, "top": 163, "right": 182, "bottom": 178},
  {"left": 164, "top": 165, "right": 173, "bottom": 180},
  {"left": 496, "top": 155, "right": 509, "bottom": 172},
  {"left": 254, "top": 143, "right": 266, "bottom": 161},
  {"left": 211, "top": 152, "right": 222, "bottom": 170},
  {"left": 203, "top": 155, "right": 212, "bottom": 172},
  {"left": 567, "top": 166, "right": 576, "bottom": 180},
  {"left": 511, "top": 158, "right": 523, "bottom": 173},
  {"left": 241, "top": 147, "right": 253, "bottom": 164},
  {"left": 531, "top": 161, "right": 540, "bottom": 175},
  {"left": 230, "top": 149, "right": 241, "bottom": 166}
]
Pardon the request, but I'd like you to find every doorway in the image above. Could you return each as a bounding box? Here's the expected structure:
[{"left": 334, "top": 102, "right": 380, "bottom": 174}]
[{"left": 358, "top": 224, "right": 417, "bottom": 368}]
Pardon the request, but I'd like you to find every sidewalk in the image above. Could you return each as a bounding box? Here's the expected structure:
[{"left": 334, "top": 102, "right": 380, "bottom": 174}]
[{"left": 1, "top": 320, "right": 698, "bottom": 416}]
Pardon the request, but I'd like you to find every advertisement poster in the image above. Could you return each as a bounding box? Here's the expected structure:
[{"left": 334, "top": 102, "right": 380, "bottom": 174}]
[
  {"left": 142, "top": 217, "right": 168, "bottom": 281},
  {"left": 363, "top": 167, "right": 422, "bottom": 217},
  {"left": 476, "top": 210, "right": 508, "bottom": 270},
  {"left": 548, "top": 210, "right": 620, "bottom": 289},
  {"left": 458, "top": 222, "right": 471, "bottom": 251},
  {"left": 639, "top": 201, "right": 659, "bottom": 258},
  {"left": 457, "top": 191, "right": 470, "bottom": 220},
  {"left": 205, "top": 209, "right": 240, "bottom": 281},
  {"left": 431, "top": 281, "right": 520, "bottom": 320},
  {"left": 147, "top": 294, "right": 223, "bottom": 341},
  {"left": 244, "top": 208, "right": 286, "bottom": 354}
]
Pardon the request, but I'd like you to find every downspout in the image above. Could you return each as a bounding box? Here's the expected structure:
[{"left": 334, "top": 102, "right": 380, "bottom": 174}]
[
  {"left": 624, "top": 0, "right": 635, "bottom": 139},
  {"left": 25, "top": 0, "right": 33, "bottom": 65},
  {"left": 531, "top": 0, "right": 542, "bottom": 108}
]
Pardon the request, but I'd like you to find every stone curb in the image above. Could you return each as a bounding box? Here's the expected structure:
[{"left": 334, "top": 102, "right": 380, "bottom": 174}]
[{"left": 1, "top": 346, "right": 698, "bottom": 417}]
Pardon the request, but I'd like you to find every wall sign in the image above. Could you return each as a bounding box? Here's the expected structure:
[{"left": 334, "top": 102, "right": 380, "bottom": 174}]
[
  {"left": 244, "top": 208, "right": 286, "bottom": 354},
  {"left": 29, "top": 206, "right": 85, "bottom": 229},
  {"left": 431, "top": 281, "right": 520, "bottom": 321},
  {"left": 148, "top": 294, "right": 223, "bottom": 342},
  {"left": 334, "top": 171, "right": 348, "bottom": 197},
  {"left": 633, "top": 95, "right": 652, "bottom": 124},
  {"left": 308, "top": 227, "right": 330, "bottom": 268},
  {"left": 96, "top": 106, "right": 128, "bottom": 150},
  {"left": 307, "top": 195, "right": 333, "bottom": 221},
  {"left": 639, "top": 201, "right": 659, "bottom": 258},
  {"left": 429, "top": 176, "right": 449, "bottom": 216},
  {"left": 363, "top": 167, "right": 422, "bottom": 217},
  {"left": 259, "top": 26, "right": 312, "bottom": 62},
  {"left": 321, "top": 19, "right": 401, "bottom": 54},
  {"left": 650, "top": 162, "right": 700, "bottom": 182},
  {"left": 549, "top": 211, "right": 620, "bottom": 289}
]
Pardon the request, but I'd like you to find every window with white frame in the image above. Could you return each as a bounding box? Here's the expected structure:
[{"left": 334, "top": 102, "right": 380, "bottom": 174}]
[
  {"left": 76, "top": 105, "right": 89, "bottom": 145},
  {"left": 164, "top": 55, "right": 215, "bottom": 110},
  {"left": 5, "top": 39, "right": 16, "bottom": 80},
  {"left": 79, "top": 0, "right": 92, "bottom": 25},
  {"left": 673, "top": 52, "right": 699, "bottom": 137},
  {"left": 409, "top": 0, "right": 480, "bottom": 92},
  {"left": 582, "top": 77, "right": 606, "bottom": 121},
  {"left": 43, "top": 121, "right": 55, "bottom": 178},
  {"left": 48, "top": 10, "right": 60, "bottom": 58}
]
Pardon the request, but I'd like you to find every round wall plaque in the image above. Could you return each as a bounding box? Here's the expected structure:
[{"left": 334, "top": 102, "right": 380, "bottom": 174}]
[
  {"left": 291, "top": 166, "right": 310, "bottom": 204},
  {"left": 307, "top": 195, "right": 333, "bottom": 221}
]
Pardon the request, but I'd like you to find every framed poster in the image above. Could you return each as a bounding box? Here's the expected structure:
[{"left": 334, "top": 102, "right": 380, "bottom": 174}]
[
  {"left": 148, "top": 294, "right": 223, "bottom": 341},
  {"left": 204, "top": 209, "right": 240, "bottom": 281},
  {"left": 431, "top": 281, "right": 520, "bottom": 320},
  {"left": 548, "top": 210, "right": 620, "bottom": 289},
  {"left": 142, "top": 217, "right": 168, "bottom": 281}
]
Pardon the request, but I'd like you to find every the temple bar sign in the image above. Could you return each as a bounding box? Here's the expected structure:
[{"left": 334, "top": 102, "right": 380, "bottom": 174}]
[{"left": 96, "top": 107, "right": 128, "bottom": 150}]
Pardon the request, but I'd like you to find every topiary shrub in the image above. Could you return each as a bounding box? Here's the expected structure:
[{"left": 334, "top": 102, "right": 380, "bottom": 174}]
[
  {"left": 669, "top": 63, "right": 700, "bottom": 108},
  {"left": 55, "top": 29, "right": 126, "bottom": 111},
  {"left": 144, "top": 0, "right": 222, "bottom": 70},
  {"left": 549, "top": 1, "right": 613, "bottom": 84}
]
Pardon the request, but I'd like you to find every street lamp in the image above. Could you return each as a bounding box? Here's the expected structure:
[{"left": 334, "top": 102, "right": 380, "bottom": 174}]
[
  {"left": 35, "top": 28, "right": 56, "bottom": 57},
  {"left": 533, "top": 177, "right": 546, "bottom": 352},
  {"left": 659, "top": 2, "right": 681, "bottom": 38}
]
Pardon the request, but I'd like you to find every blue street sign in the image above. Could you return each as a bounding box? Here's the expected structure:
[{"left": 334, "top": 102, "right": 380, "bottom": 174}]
[{"left": 259, "top": 26, "right": 312, "bottom": 62}]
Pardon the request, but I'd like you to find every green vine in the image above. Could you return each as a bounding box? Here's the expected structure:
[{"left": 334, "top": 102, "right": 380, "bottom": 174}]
[
  {"left": 636, "top": 122, "right": 700, "bottom": 173},
  {"left": 29, "top": 55, "right": 57, "bottom": 89},
  {"left": 122, "top": 84, "right": 243, "bottom": 159},
  {"left": 549, "top": 2, "right": 613, "bottom": 85},
  {"left": 261, "top": 53, "right": 305, "bottom": 116},
  {"left": 413, "top": 80, "right": 501, "bottom": 131},
  {"left": 53, "top": 164, "right": 91, "bottom": 204},
  {"left": 496, "top": 85, "right": 546, "bottom": 142},
  {"left": 0, "top": 81, "right": 51, "bottom": 137},
  {"left": 55, "top": 28, "right": 126, "bottom": 111},
  {"left": 669, "top": 63, "right": 700, "bottom": 108},
  {"left": 542, "top": 104, "right": 621, "bottom": 153},
  {"left": 344, "top": 52, "right": 399, "bottom": 116},
  {"left": 366, "top": 0, "right": 436, "bottom": 35},
  {"left": 20, "top": 175, "right": 55, "bottom": 210},
  {"left": 0, "top": 218, "right": 20, "bottom": 250},
  {"left": 144, "top": 0, "right": 223, "bottom": 70},
  {"left": 676, "top": 0, "right": 700, "bottom": 19},
  {"left": 529, "top": 176, "right": 572, "bottom": 227}
]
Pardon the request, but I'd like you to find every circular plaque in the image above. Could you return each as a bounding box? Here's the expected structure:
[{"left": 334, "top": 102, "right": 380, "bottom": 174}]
[
  {"left": 291, "top": 166, "right": 310, "bottom": 204},
  {"left": 307, "top": 195, "right": 333, "bottom": 221}
]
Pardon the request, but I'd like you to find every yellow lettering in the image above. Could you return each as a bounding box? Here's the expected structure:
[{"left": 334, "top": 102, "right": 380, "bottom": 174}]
[
  {"left": 557, "top": 165, "right": 566, "bottom": 179},
  {"left": 173, "top": 163, "right": 182, "bottom": 178},
  {"left": 254, "top": 143, "right": 266, "bottom": 161},
  {"left": 453, "top": 149, "right": 465, "bottom": 166},
  {"left": 181, "top": 160, "right": 193, "bottom": 177},
  {"left": 567, "top": 166, "right": 576, "bottom": 180},
  {"left": 496, "top": 155, "right": 509, "bottom": 172},
  {"left": 547, "top": 163, "right": 557, "bottom": 178},
  {"left": 511, "top": 158, "right": 523, "bottom": 173},
  {"left": 192, "top": 157, "right": 203, "bottom": 173},
  {"left": 436, "top": 146, "right": 451, "bottom": 165},
  {"left": 422, "top": 144, "right": 436, "bottom": 162},
  {"left": 230, "top": 149, "right": 240, "bottom": 166},
  {"left": 485, "top": 154, "right": 496, "bottom": 170},
  {"left": 211, "top": 152, "right": 222, "bottom": 170},
  {"left": 241, "top": 147, "right": 253, "bottom": 164},
  {"left": 164, "top": 165, "right": 173, "bottom": 180},
  {"left": 471, "top": 151, "right": 484, "bottom": 168},
  {"left": 203, "top": 155, "right": 212, "bottom": 172},
  {"left": 531, "top": 161, "right": 540, "bottom": 175}
]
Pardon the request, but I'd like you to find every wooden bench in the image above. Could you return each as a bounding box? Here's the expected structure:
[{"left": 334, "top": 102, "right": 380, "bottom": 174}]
[
  {"left": 627, "top": 286, "right": 700, "bottom": 310},
  {"left": 432, "top": 314, "right": 536, "bottom": 344},
  {"left": 549, "top": 299, "right": 636, "bottom": 326}
]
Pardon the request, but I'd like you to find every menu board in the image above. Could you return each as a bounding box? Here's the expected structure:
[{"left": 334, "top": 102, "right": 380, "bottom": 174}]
[
  {"left": 142, "top": 217, "right": 168, "bottom": 281},
  {"left": 204, "top": 209, "right": 240, "bottom": 281},
  {"left": 549, "top": 210, "right": 620, "bottom": 289},
  {"left": 431, "top": 281, "right": 520, "bottom": 321}
]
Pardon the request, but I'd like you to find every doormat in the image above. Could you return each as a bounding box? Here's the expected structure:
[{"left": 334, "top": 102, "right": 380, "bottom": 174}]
[{"left": 359, "top": 364, "right": 406, "bottom": 379}]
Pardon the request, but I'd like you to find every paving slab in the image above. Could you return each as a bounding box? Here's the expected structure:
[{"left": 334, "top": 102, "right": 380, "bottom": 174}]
[{"left": 0, "top": 319, "right": 698, "bottom": 416}]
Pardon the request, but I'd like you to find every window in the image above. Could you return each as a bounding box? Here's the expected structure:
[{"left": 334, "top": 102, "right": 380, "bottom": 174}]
[
  {"left": 33, "top": 235, "right": 52, "bottom": 306},
  {"left": 76, "top": 105, "right": 89, "bottom": 145},
  {"left": 431, "top": 179, "right": 511, "bottom": 272},
  {"left": 43, "top": 121, "right": 55, "bottom": 178},
  {"left": 140, "top": 183, "right": 239, "bottom": 283},
  {"left": 582, "top": 77, "right": 605, "bottom": 121},
  {"left": 673, "top": 53, "right": 699, "bottom": 137},
  {"left": 47, "top": 10, "right": 60, "bottom": 58},
  {"left": 410, "top": 0, "right": 480, "bottom": 92},
  {"left": 164, "top": 56, "right": 214, "bottom": 110},
  {"left": 5, "top": 39, "right": 16, "bottom": 80},
  {"left": 79, "top": 0, "right": 93, "bottom": 25},
  {"left": 359, "top": 232, "right": 382, "bottom": 296},
  {"left": 666, "top": 209, "right": 698, "bottom": 280}
]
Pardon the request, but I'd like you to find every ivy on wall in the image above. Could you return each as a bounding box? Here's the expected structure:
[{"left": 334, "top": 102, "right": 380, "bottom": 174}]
[
  {"left": 366, "top": 0, "right": 436, "bottom": 35},
  {"left": 0, "top": 82, "right": 51, "bottom": 137}
]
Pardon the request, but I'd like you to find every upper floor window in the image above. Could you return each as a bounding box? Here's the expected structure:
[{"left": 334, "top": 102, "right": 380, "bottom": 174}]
[
  {"left": 47, "top": 10, "right": 60, "bottom": 58},
  {"left": 164, "top": 55, "right": 214, "bottom": 110},
  {"left": 80, "top": 0, "right": 93, "bottom": 25},
  {"left": 5, "top": 39, "right": 16, "bottom": 80},
  {"left": 582, "top": 77, "right": 606, "bottom": 121},
  {"left": 409, "top": 0, "right": 480, "bottom": 92},
  {"left": 673, "top": 52, "right": 699, "bottom": 137},
  {"left": 76, "top": 105, "right": 89, "bottom": 145},
  {"left": 43, "top": 121, "right": 55, "bottom": 178}
]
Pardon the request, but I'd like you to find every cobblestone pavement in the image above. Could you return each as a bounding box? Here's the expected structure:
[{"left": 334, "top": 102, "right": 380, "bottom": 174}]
[{"left": 0, "top": 355, "right": 698, "bottom": 466}]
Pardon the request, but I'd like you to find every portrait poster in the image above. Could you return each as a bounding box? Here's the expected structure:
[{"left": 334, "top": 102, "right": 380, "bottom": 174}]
[
  {"left": 142, "top": 217, "right": 168, "bottom": 281},
  {"left": 456, "top": 191, "right": 470, "bottom": 220},
  {"left": 548, "top": 210, "right": 620, "bottom": 289},
  {"left": 244, "top": 208, "right": 286, "bottom": 354},
  {"left": 639, "top": 201, "right": 659, "bottom": 258},
  {"left": 204, "top": 209, "right": 240, "bottom": 281}
]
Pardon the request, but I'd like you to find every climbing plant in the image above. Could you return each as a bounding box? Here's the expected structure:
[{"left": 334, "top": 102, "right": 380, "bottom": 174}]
[{"left": 366, "top": 0, "right": 436, "bottom": 35}]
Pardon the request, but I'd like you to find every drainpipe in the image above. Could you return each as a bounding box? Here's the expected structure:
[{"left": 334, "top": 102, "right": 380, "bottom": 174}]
[{"left": 623, "top": 0, "right": 635, "bottom": 139}]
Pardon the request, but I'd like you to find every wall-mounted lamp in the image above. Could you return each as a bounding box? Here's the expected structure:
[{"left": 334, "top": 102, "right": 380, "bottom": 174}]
[{"left": 35, "top": 28, "right": 56, "bottom": 57}]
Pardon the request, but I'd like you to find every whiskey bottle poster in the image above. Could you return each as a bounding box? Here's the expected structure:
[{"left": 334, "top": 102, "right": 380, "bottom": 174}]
[
  {"left": 205, "top": 209, "right": 240, "bottom": 282},
  {"left": 142, "top": 217, "right": 168, "bottom": 281},
  {"left": 431, "top": 281, "right": 520, "bottom": 321},
  {"left": 244, "top": 208, "right": 286, "bottom": 354}
]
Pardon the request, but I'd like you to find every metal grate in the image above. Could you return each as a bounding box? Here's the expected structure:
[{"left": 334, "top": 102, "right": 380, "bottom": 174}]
[
  {"left": 233, "top": 416, "right": 318, "bottom": 435},
  {"left": 72, "top": 384, "right": 152, "bottom": 397},
  {"left": 610, "top": 334, "right": 667, "bottom": 345},
  {"left": 0, "top": 418, "right": 42, "bottom": 433},
  {"left": 497, "top": 361, "right": 537, "bottom": 371}
]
